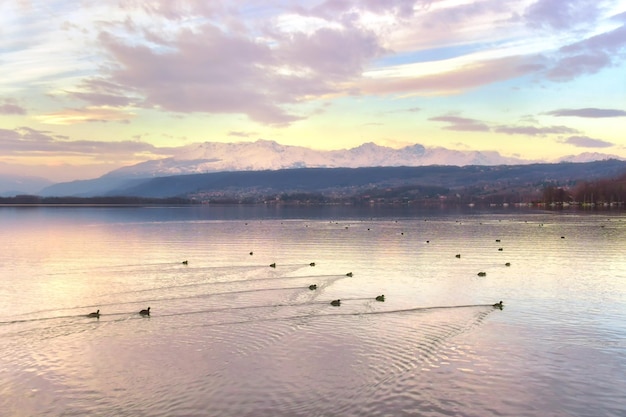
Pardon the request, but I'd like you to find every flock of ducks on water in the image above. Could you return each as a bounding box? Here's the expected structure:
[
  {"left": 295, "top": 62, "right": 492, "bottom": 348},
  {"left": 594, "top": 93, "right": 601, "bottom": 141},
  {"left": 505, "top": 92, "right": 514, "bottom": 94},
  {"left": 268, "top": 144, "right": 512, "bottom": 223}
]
[
  {"left": 87, "top": 299, "right": 504, "bottom": 317},
  {"left": 86, "top": 254, "right": 506, "bottom": 318},
  {"left": 83, "top": 218, "right": 605, "bottom": 320}
]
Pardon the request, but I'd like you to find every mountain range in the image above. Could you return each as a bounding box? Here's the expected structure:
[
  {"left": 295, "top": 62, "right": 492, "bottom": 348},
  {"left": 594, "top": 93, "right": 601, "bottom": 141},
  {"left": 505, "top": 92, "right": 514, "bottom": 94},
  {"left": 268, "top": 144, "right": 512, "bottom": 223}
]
[
  {"left": 1, "top": 140, "right": 624, "bottom": 197},
  {"left": 105, "top": 140, "right": 530, "bottom": 179}
]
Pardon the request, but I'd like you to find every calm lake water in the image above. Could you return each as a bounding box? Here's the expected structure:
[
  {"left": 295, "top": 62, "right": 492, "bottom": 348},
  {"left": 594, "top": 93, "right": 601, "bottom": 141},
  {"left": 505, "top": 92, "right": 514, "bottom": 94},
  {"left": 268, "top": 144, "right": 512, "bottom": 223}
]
[{"left": 1, "top": 205, "right": 625, "bottom": 417}]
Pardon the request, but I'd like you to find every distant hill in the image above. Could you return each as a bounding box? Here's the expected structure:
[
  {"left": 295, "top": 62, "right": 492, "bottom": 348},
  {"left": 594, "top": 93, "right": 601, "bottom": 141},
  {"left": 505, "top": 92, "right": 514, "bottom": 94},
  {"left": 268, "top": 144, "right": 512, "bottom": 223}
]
[
  {"left": 0, "top": 174, "right": 53, "bottom": 196},
  {"left": 70, "top": 160, "right": 626, "bottom": 201}
]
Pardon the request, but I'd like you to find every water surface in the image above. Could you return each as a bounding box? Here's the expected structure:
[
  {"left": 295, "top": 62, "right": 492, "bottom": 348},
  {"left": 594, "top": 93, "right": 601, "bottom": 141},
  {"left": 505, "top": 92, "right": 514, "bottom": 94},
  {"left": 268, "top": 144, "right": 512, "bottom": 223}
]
[{"left": 1, "top": 206, "right": 625, "bottom": 416}]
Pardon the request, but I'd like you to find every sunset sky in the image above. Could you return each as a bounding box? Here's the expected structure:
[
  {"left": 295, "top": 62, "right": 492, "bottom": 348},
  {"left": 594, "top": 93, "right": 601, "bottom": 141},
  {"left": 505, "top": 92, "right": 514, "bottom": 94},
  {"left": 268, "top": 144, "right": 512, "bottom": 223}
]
[{"left": 1, "top": 0, "right": 625, "bottom": 181}]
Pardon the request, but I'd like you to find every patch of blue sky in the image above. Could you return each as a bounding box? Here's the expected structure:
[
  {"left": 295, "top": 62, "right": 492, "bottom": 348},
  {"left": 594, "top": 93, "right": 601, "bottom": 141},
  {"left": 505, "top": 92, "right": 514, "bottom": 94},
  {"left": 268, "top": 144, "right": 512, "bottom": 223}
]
[{"left": 373, "top": 42, "right": 491, "bottom": 67}]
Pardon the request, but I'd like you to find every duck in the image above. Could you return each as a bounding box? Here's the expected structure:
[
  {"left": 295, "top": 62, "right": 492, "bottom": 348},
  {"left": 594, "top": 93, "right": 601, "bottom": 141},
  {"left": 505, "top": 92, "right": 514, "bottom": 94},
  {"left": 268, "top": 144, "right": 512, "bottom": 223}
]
[
  {"left": 505, "top": 262, "right": 511, "bottom": 266},
  {"left": 309, "top": 284, "right": 317, "bottom": 290},
  {"left": 346, "top": 272, "right": 353, "bottom": 277},
  {"left": 455, "top": 254, "right": 461, "bottom": 258},
  {"left": 493, "top": 301, "right": 504, "bottom": 309},
  {"left": 269, "top": 263, "right": 276, "bottom": 268},
  {"left": 375, "top": 295, "right": 385, "bottom": 302},
  {"left": 182, "top": 260, "right": 188, "bottom": 265},
  {"left": 87, "top": 309, "right": 100, "bottom": 318},
  {"left": 330, "top": 299, "right": 341, "bottom": 306},
  {"left": 139, "top": 307, "right": 151, "bottom": 316},
  {"left": 309, "top": 262, "right": 316, "bottom": 267},
  {"left": 477, "top": 272, "right": 487, "bottom": 277}
]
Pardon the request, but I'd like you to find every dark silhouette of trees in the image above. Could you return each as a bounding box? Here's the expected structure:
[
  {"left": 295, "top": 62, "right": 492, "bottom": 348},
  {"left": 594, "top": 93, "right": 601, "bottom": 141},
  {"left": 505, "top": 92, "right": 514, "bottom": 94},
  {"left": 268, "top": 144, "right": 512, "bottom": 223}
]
[
  {"left": 542, "top": 186, "right": 573, "bottom": 204},
  {"left": 571, "top": 173, "right": 626, "bottom": 204}
]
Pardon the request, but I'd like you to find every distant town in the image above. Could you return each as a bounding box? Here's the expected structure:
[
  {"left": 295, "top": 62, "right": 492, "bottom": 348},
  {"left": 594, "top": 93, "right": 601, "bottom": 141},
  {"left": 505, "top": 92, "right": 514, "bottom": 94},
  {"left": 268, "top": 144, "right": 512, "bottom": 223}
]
[{"left": 2, "top": 170, "right": 625, "bottom": 209}]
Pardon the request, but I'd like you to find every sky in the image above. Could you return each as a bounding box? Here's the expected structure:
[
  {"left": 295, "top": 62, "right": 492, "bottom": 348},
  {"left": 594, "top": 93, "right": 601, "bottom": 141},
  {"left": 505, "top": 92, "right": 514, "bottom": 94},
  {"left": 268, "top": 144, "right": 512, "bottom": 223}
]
[{"left": 1, "top": 0, "right": 625, "bottom": 182}]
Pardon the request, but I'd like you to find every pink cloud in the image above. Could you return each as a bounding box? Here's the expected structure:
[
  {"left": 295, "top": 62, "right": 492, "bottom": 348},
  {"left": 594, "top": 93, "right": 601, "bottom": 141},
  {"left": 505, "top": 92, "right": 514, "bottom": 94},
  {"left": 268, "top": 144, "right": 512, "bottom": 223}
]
[
  {"left": 68, "top": 91, "right": 135, "bottom": 108},
  {"left": 228, "top": 131, "right": 255, "bottom": 137},
  {"left": 0, "top": 98, "right": 26, "bottom": 115},
  {"left": 494, "top": 125, "right": 579, "bottom": 136},
  {"left": 429, "top": 115, "right": 490, "bottom": 132},
  {"left": 306, "top": 0, "right": 423, "bottom": 20},
  {"left": 0, "top": 126, "right": 162, "bottom": 157},
  {"left": 87, "top": 22, "right": 383, "bottom": 125},
  {"left": 360, "top": 56, "right": 543, "bottom": 95},
  {"left": 428, "top": 114, "right": 585, "bottom": 138},
  {"left": 564, "top": 135, "right": 613, "bottom": 148},
  {"left": 36, "top": 107, "right": 136, "bottom": 125},
  {"left": 0, "top": 103, "right": 26, "bottom": 115},
  {"left": 119, "top": 0, "right": 226, "bottom": 20}
]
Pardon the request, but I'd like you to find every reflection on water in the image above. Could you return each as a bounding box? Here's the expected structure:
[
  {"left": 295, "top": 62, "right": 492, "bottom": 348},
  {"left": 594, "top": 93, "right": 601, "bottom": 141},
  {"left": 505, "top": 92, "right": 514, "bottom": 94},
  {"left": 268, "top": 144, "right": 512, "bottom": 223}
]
[{"left": 1, "top": 206, "right": 625, "bottom": 417}]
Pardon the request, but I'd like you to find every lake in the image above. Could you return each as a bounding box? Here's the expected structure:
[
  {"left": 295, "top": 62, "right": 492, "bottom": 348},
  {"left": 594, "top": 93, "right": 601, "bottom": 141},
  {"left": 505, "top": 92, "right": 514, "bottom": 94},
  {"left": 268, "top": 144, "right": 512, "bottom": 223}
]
[{"left": 1, "top": 205, "right": 625, "bottom": 417}]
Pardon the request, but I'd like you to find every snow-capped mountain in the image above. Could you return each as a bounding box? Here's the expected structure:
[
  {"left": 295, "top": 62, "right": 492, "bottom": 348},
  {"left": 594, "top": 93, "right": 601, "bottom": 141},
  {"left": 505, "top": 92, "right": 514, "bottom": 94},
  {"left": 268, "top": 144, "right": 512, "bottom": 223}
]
[
  {"left": 104, "top": 140, "right": 531, "bottom": 178},
  {"left": 35, "top": 140, "right": 624, "bottom": 197},
  {"left": 557, "top": 152, "right": 625, "bottom": 163}
]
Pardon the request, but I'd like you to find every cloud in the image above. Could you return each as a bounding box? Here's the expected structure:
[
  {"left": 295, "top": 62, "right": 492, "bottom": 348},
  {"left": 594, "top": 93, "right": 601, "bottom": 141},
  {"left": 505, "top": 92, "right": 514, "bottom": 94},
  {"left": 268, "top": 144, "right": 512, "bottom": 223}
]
[
  {"left": 361, "top": 56, "right": 544, "bottom": 96},
  {"left": 429, "top": 115, "right": 490, "bottom": 132},
  {"left": 564, "top": 135, "right": 614, "bottom": 148},
  {"left": 120, "top": 0, "right": 227, "bottom": 20},
  {"left": 494, "top": 125, "right": 579, "bottom": 136},
  {"left": 0, "top": 103, "right": 26, "bottom": 115},
  {"left": 305, "top": 0, "right": 422, "bottom": 21},
  {"left": 80, "top": 20, "right": 384, "bottom": 126},
  {"left": 0, "top": 126, "right": 160, "bottom": 157},
  {"left": 67, "top": 91, "right": 135, "bottom": 108},
  {"left": 524, "top": 0, "right": 603, "bottom": 30},
  {"left": 545, "top": 23, "right": 626, "bottom": 81},
  {"left": 546, "top": 52, "right": 612, "bottom": 81},
  {"left": 228, "top": 131, "right": 255, "bottom": 138},
  {"left": 546, "top": 108, "right": 626, "bottom": 118},
  {"left": 0, "top": 98, "right": 26, "bottom": 115},
  {"left": 430, "top": 115, "right": 584, "bottom": 137},
  {"left": 35, "top": 107, "right": 136, "bottom": 125}
]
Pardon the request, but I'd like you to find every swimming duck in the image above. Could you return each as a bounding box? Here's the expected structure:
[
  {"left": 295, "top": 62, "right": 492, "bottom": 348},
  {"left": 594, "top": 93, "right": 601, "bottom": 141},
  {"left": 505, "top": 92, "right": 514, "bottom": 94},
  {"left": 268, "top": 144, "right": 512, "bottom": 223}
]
[
  {"left": 87, "top": 309, "right": 100, "bottom": 318},
  {"left": 505, "top": 262, "right": 511, "bottom": 266},
  {"left": 375, "top": 295, "right": 385, "bottom": 302},
  {"left": 346, "top": 272, "right": 353, "bottom": 277},
  {"left": 309, "top": 284, "right": 317, "bottom": 290},
  {"left": 310, "top": 262, "right": 316, "bottom": 266},
  {"left": 270, "top": 263, "right": 276, "bottom": 268},
  {"left": 477, "top": 272, "right": 487, "bottom": 277},
  {"left": 455, "top": 254, "right": 461, "bottom": 258},
  {"left": 182, "top": 260, "right": 188, "bottom": 265},
  {"left": 330, "top": 299, "right": 341, "bottom": 306},
  {"left": 139, "top": 307, "right": 150, "bottom": 316},
  {"left": 493, "top": 301, "right": 504, "bottom": 309}
]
